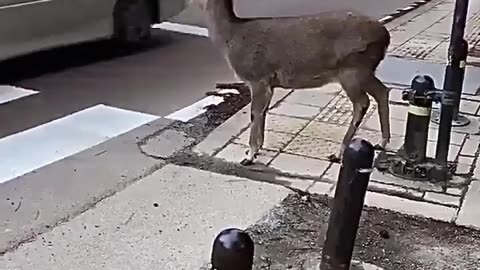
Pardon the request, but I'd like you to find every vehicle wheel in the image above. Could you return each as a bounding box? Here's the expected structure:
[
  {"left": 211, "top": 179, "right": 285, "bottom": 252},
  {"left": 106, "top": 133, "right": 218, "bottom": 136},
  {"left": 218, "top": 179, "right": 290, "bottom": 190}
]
[{"left": 113, "top": 0, "right": 153, "bottom": 45}]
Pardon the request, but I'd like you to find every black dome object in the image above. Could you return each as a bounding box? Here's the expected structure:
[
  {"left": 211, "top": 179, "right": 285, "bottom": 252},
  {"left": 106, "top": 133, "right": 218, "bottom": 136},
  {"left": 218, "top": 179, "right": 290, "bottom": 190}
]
[
  {"left": 211, "top": 228, "right": 254, "bottom": 270},
  {"left": 411, "top": 75, "right": 436, "bottom": 92}
]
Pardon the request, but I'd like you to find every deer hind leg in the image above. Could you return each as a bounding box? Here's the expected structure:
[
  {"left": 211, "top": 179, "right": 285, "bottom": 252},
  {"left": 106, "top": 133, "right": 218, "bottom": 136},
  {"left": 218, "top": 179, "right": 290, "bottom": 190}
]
[
  {"left": 328, "top": 92, "right": 370, "bottom": 162},
  {"left": 366, "top": 76, "right": 391, "bottom": 150},
  {"left": 328, "top": 73, "right": 371, "bottom": 163},
  {"left": 241, "top": 80, "right": 273, "bottom": 166}
]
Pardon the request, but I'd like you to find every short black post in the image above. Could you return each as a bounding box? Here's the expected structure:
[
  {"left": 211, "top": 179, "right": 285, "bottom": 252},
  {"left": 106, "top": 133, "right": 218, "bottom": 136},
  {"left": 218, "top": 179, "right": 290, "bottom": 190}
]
[
  {"left": 401, "top": 75, "right": 436, "bottom": 162},
  {"left": 320, "top": 138, "right": 375, "bottom": 270},
  {"left": 210, "top": 228, "right": 254, "bottom": 270},
  {"left": 436, "top": 0, "right": 470, "bottom": 169}
]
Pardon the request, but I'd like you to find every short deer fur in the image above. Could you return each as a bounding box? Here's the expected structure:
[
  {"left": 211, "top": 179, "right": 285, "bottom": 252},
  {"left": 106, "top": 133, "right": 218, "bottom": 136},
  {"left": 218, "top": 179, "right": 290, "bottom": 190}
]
[{"left": 202, "top": 0, "right": 391, "bottom": 165}]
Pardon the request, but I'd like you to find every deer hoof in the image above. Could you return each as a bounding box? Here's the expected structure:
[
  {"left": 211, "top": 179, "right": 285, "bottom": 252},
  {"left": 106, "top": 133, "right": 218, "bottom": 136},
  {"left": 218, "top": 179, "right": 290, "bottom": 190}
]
[
  {"left": 240, "top": 158, "right": 254, "bottom": 166},
  {"left": 327, "top": 154, "right": 341, "bottom": 163},
  {"left": 373, "top": 144, "right": 386, "bottom": 151}
]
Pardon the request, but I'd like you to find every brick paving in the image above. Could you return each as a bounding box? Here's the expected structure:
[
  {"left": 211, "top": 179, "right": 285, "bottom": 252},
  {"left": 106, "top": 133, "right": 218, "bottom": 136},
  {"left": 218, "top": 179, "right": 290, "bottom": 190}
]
[{"left": 388, "top": 0, "right": 480, "bottom": 65}]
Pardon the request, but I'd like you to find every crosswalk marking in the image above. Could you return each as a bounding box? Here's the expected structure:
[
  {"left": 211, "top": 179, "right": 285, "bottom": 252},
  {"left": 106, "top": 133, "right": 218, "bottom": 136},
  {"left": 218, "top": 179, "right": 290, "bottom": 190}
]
[
  {"left": 165, "top": 95, "right": 225, "bottom": 122},
  {"left": 0, "top": 104, "right": 159, "bottom": 184},
  {"left": 0, "top": 85, "right": 39, "bottom": 105},
  {"left": 153, "top": 22, "right": 209, "bottom": 37}
]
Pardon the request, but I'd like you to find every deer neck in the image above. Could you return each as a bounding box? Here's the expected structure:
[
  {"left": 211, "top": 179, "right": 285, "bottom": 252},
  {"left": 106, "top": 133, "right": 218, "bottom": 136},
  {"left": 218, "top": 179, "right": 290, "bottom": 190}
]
[{"left": 205, "top": 0, "right": 243, "bottom": 43}]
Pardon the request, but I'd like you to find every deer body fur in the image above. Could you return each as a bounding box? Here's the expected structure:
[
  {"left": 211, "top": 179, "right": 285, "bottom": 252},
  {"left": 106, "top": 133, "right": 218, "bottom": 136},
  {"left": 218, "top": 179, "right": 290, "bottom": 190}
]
[{"left": 203, "top": 0, "right": 391, "bottom": 165}]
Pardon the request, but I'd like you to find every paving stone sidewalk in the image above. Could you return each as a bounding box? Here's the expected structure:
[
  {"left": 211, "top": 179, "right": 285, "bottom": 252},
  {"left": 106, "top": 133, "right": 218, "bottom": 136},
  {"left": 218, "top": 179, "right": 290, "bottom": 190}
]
[
  {"left": 194, "top": 82, "right": 480, "bottom": 230},
  {"left": 388, "top": 0, "right": 480, "bottom": 65},
  {"left": 191, "top": 0, "right": 480, "bottom": 235}
]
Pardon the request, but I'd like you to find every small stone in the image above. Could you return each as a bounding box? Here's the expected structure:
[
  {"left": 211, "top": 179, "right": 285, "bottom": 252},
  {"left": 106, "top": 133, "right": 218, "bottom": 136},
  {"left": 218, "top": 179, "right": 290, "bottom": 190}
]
[{"left": 379, "top": 229, "right": 390, "bottom": 239}]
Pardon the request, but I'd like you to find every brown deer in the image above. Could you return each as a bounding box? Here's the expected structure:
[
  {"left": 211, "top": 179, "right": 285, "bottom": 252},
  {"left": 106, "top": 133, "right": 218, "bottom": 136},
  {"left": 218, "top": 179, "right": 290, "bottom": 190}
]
[{"left": 201, "top": 0, "right": 391, "bottom": 165}]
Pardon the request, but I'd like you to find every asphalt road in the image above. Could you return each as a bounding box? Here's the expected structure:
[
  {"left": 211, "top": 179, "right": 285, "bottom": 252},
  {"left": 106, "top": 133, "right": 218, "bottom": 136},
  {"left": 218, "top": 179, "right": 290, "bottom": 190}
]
[
  {"left": 234, "top": 0, "right": 418, "bottom": 19},
  {"left": 173, "top": 0, "right": 418, "bottom": 26},
  {"left": 0, "top": 29, "right": 235, "bottom": 139}
]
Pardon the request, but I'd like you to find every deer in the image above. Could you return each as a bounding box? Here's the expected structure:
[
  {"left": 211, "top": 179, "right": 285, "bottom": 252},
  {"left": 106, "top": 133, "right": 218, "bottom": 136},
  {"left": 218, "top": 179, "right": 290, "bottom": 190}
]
[{"left": 199, "top": 0, "right": 391, "bottom": 166}]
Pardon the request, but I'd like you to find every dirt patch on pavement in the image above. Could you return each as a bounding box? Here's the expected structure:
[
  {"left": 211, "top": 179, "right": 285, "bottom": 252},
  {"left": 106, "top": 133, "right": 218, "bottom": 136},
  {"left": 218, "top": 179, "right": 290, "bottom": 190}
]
[{"left": 246, "top": 193, "right": 480, "bottom": 270}]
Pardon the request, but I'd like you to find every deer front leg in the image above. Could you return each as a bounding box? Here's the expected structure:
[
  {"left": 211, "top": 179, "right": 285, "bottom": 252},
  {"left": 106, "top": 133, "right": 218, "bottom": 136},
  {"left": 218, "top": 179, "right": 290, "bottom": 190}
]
[
  {"left": 328, "top": 92, "right": 370, "bottom": 163},
  {"left": 240, "top": 81, "right": 273, "bottom": 166}
]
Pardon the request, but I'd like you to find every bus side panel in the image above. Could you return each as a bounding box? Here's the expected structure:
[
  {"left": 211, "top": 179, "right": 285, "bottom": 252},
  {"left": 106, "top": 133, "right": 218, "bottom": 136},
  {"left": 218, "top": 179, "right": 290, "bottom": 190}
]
[{"left": 0, "top": 0, "right": 117, "bottom": 61}]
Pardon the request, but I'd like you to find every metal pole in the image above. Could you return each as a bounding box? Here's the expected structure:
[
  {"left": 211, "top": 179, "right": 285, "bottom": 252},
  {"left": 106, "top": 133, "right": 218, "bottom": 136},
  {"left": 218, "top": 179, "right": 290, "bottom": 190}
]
[
  {"left": 320, "top": 138, "right": 374, "bottom": 270},
  {"left": 451, "top": 39, "right": 470, "bottom": 125},
  {"left": 211, "top": 228, "right": 254, "bottom": 270},
  {"left": 435, "top": 0, "right": 470, "bottom": 168}
]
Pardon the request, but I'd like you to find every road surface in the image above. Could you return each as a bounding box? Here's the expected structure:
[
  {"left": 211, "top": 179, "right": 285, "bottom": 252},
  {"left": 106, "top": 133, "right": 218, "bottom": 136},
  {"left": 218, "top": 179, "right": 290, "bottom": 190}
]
[
  {"left": 173, "top": 0, "right": 419, "bottom": 26},
  {"left": 0, "top": 0, "right": 434, "bottom": 264}
]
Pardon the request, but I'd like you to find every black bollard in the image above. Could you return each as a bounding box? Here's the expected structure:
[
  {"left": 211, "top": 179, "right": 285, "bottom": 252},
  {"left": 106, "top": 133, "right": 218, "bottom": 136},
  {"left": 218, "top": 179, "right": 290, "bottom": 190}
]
[
  {"left": 210, "top": 228, "right": 254, "bottom": 270},
  {"left": 320, "top": 138, "right": 375, "bottom": 270},
  {"left": 401, "top": 75, "right": 437, "bottom": 163},
  {"left": 436, "top": 0, "right": 470, "bottom": 173}
]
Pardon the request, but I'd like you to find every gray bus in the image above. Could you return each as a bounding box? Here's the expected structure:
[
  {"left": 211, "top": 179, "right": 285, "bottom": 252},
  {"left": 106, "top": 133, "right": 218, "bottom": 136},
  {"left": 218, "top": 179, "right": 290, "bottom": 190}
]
[{"left": 0, "top": 0, "right": 187, "bottom": 61}]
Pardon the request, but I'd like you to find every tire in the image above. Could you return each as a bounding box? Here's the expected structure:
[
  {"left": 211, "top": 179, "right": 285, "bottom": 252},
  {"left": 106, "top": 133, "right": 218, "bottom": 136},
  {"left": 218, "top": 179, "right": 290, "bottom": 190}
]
[{"left": 113, "top": 0, "right": 153, "bottom": 45}]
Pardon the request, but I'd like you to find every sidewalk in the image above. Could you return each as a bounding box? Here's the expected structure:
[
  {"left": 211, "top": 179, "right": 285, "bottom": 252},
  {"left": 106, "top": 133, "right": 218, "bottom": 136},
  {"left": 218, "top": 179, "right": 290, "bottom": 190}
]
[
  {"left": 194, "top": 0, "right": 480, "bottom": 230},
  {"left": 387, "top": 0, "right": 480, "bottom": 65},
  {"left": 0, "top": 165, "right": 291, "bottom": 269}
]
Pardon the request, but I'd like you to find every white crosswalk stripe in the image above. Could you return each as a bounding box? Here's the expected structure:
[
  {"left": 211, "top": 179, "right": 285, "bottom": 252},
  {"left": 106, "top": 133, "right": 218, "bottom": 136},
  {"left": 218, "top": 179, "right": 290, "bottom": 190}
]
[
  {"left": 0, "top": 104, "right": 159, "bottom": 184},
  {"left": 0, "top": 85, "right": 38, "bottom": 105}
]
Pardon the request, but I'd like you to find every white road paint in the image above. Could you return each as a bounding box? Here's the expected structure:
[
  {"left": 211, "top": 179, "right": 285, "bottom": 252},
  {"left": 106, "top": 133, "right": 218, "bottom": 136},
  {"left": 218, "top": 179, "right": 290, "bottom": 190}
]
[
  {"left": 218, "top": 89, "right": 240, "bottom": 95},
  {"left": 379, "top": 15, "right": 394, "bottom": 23},
  {"left": 0, "top": 85, "right": 38, "bottom": 105},
  {"left": 401, "top": 6, "right": 415, "bottom": 11},
  {"left": 152, "top": 22, "right": 209, "bottom": 37},
  {"left": 0, "top": 104, "right": 158, "bottom": 184},
  {"left": 166, "top": 95, "right": 225, "bottom": 122}
]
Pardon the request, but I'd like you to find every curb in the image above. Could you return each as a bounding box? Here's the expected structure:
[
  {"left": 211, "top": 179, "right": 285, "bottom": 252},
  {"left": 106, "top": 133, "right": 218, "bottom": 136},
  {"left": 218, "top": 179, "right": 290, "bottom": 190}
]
[{"left": 379, "top": 0, "right": 434, "bottom": 24}]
